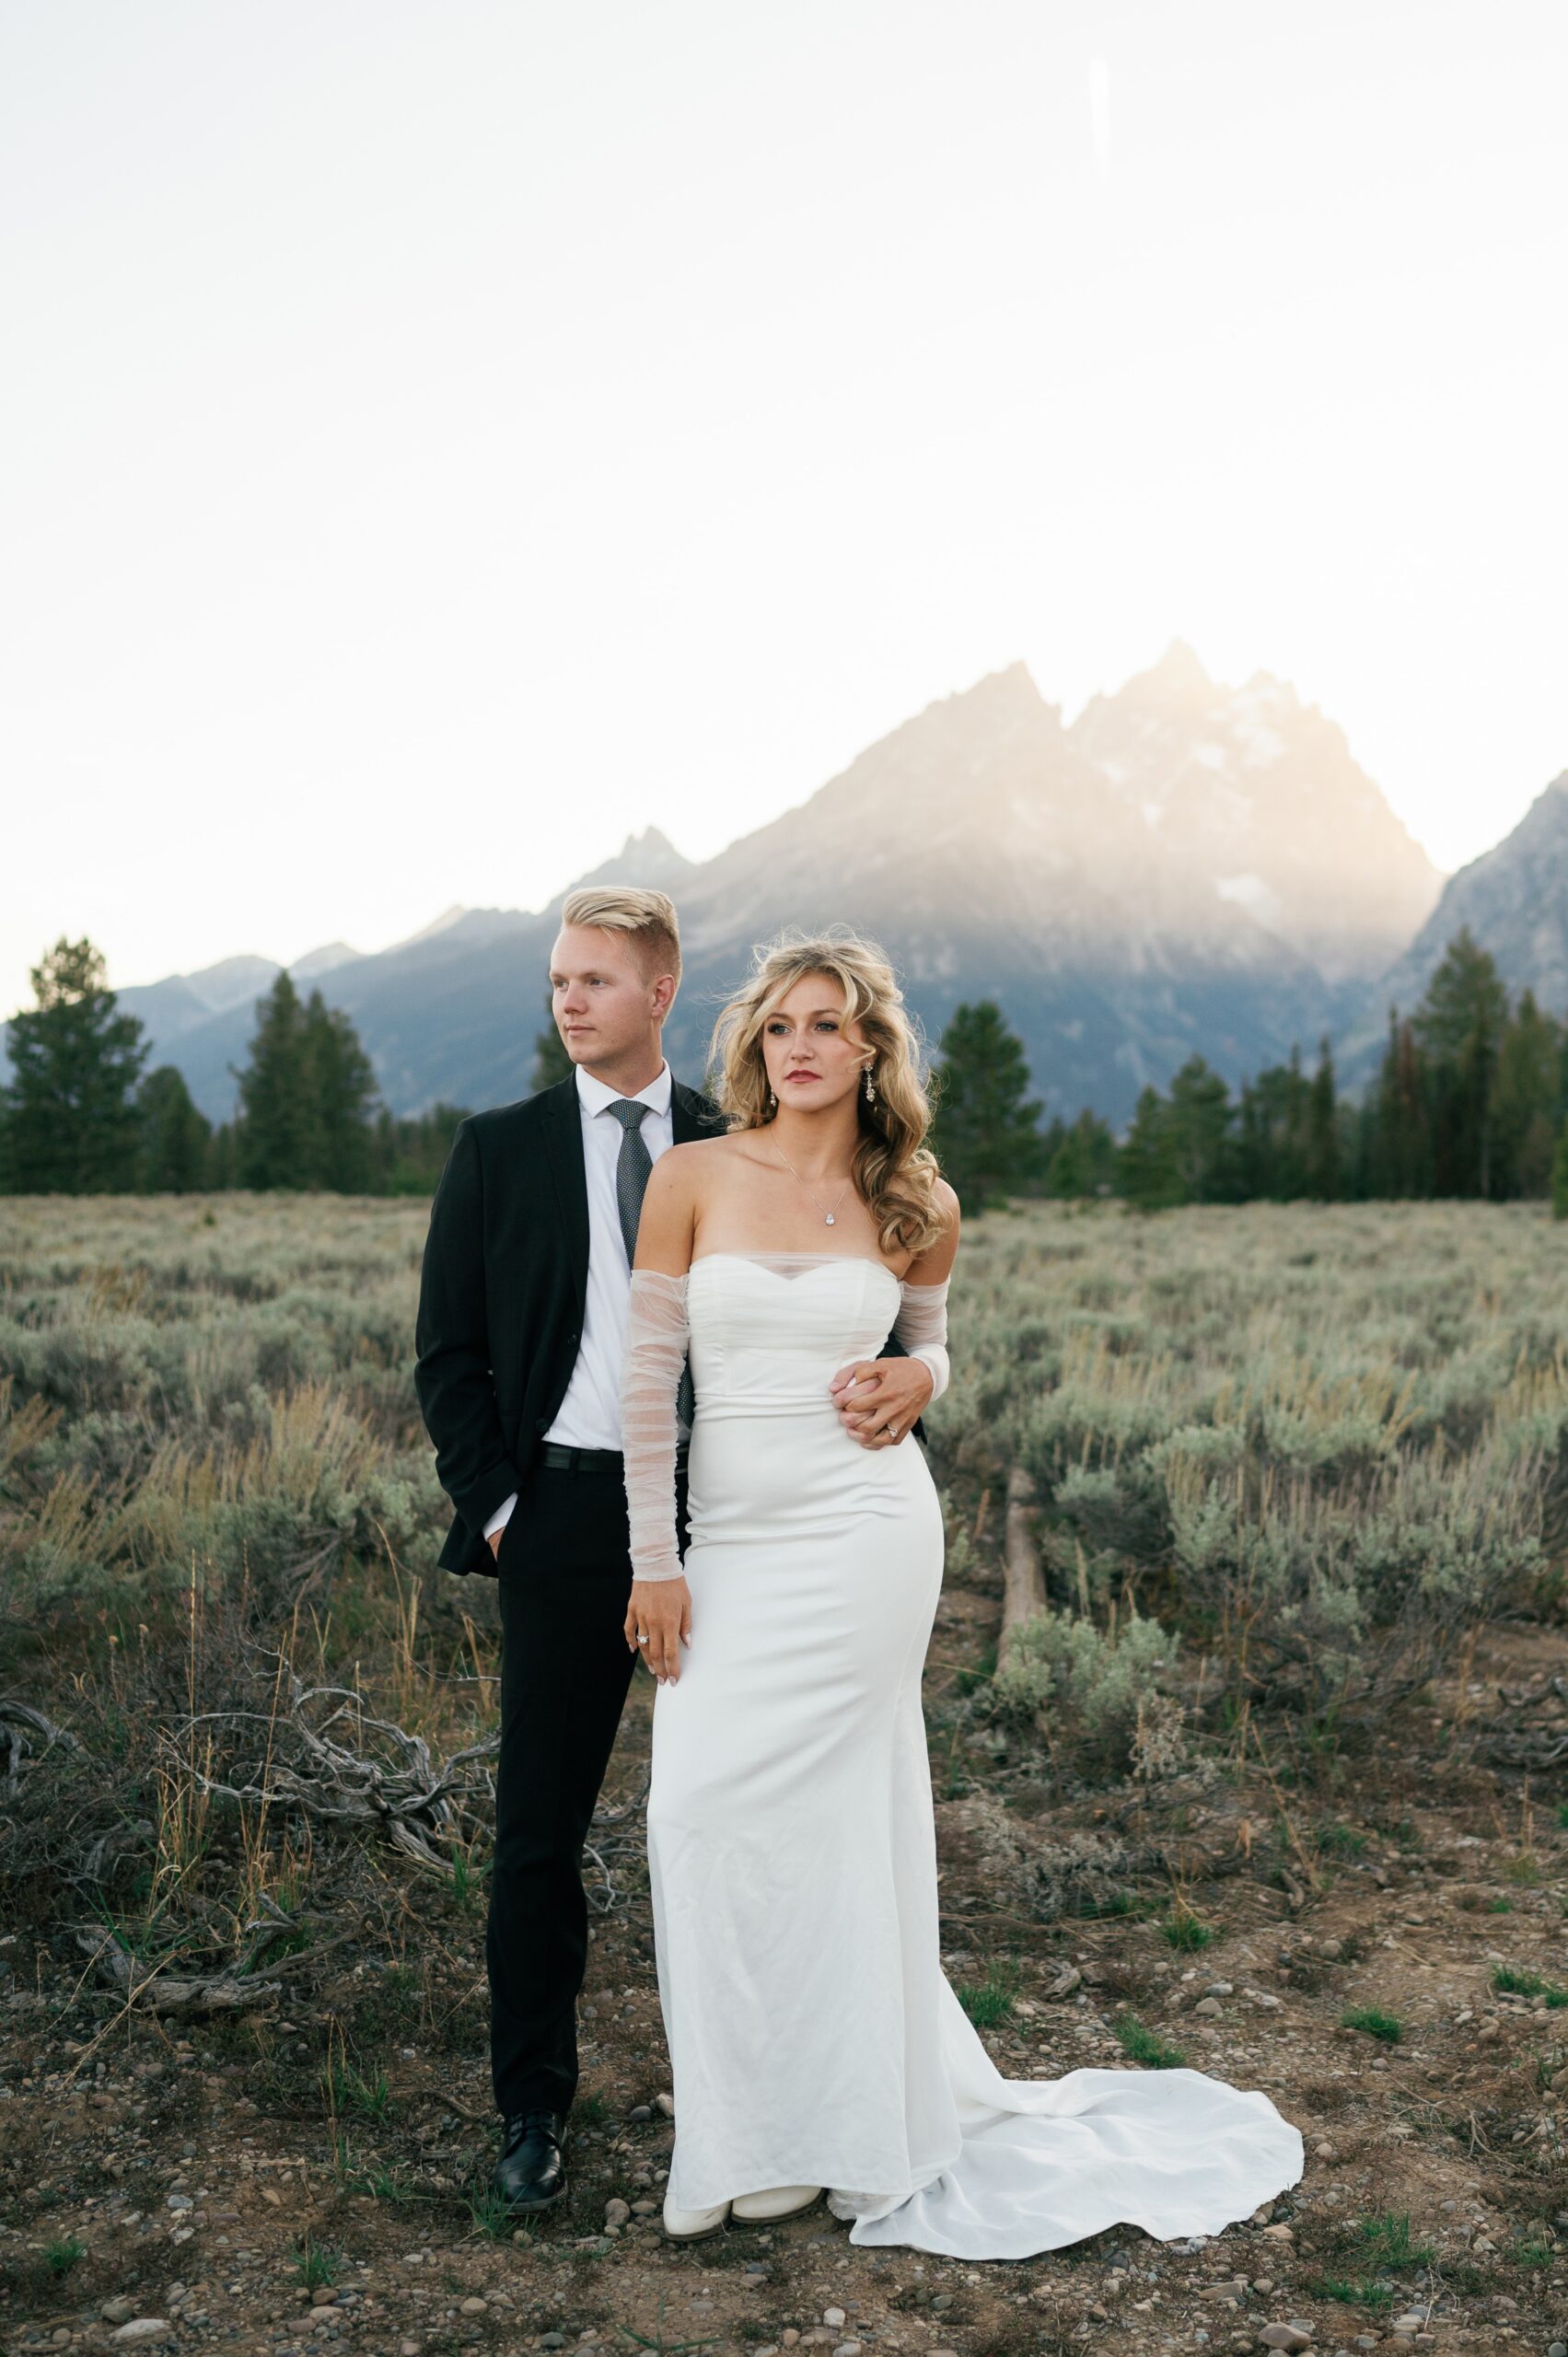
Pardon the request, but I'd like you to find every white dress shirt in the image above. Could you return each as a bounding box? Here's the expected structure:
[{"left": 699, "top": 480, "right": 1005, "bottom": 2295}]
[{"left": 483, "top": 1057, "right": 680, "bottom": 1542}]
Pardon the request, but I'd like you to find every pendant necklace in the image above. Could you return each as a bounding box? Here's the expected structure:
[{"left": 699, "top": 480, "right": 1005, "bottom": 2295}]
[{"left": 771, "top": 1144, "right": 853, "bottom": 1225}]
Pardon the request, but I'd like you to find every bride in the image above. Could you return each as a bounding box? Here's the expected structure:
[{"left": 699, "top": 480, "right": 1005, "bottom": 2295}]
[{"left": 618, "top": 928, "right": 1304, "bottom": 2258}]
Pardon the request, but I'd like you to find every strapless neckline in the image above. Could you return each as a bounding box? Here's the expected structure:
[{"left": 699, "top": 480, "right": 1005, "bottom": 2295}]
[{"left": 690, "top": 1250, "right": 902, "bottom": 1285}]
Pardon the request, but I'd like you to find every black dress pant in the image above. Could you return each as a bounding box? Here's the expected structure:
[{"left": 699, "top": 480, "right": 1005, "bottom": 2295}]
[{"left": 487, "top": 1457, "right": 689, "bottom": 2121}]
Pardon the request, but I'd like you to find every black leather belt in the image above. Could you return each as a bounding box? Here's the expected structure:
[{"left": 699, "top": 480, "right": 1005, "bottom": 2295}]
[{"left": 537, "top": 1441, "right": 691, "bottom": 1474}]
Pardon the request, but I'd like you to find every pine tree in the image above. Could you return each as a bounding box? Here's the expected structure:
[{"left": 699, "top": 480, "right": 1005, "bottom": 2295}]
[
  {"left": 1236, "top": 1051, "right": 1308, "bottom": 1198},
  {"left": 929, "top": 1000, "right": 1044, "bottom": 1213},
  {"left": 372, "top": 1100, "right": 470, "bottom": 1195},
  {"left": 1235, "top": 1075, "right": 1267, "bottom": 1200},
  {"left": 532, "top": 1016, "right": 574, "bottom": 1091},
  {"left": 1044, "top": 1108, "right": 1116, "bottom": 1199},
  {"left": 206, "top": 1121, "right": 240, "bottom": 1190},
  {"left": 1412, "top": 928, "right": 1508, "bottom": 1196},
  {"left": 1116, "top": 1086, "right": 1186, "bottom": 1210},
  {"left": 233, "top": 970, "right": 312, "bottom": 1188},
  {"left": 1307, "top": 1036, "right": 1340, "bottom": 1199},
  {"left": 2, "top": 936, "right": 147, "bottom": 1191},
  {"left": 1369, "top": 1011, "right": 1431, "bottom": 1198},
  {"left": 1280, "top": 1043, "right": 1311, "bottom": 1198},
  {"left": 231, "top": 974, "right": 380, "bottom": 1190},
  {"left": 1037, "top": 1113, "right": 1069, "bottom": 1184},
  {"left": 1167, "top": 1056, "right": 1236, "bottom": 1202},
  {"left": 137, "top": 1065, "right": 211, "bottom": 1191},
  {"left": 1493, "top": 988, "right": 1562, "bottom": 1198},
  {"left": 300, "top": 989, "right": 379, "bottom": 1190},
  {"left": 1551, "top": 1125, "right": 1568, "bottom": 1223}
]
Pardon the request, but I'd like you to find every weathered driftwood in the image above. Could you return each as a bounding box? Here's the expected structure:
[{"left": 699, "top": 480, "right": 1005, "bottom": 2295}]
[
  {"left": 999, "top": 1465, "right": 1047, "bottom": 1670},
  {"left": 171, "top": 1655, "right": 500, "bottom": 1880},
  {"left": 1480, "top": 1673, "right": 1568, "bottom": 1769},
  {"left": 75, "top": 1927, "right": 285, "bottom": 2015},
  {"left": 0, "top": 1699, "right": 81, "bottom": 1798},
  {"left": 168, "top": 1652, "right": 645, "bottom": 1905}
]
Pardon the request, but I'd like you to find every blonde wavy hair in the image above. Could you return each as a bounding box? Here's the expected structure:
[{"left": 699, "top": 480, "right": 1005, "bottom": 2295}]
[{"left": 707, "top": 927, "right": 949, "bottom": 1258}]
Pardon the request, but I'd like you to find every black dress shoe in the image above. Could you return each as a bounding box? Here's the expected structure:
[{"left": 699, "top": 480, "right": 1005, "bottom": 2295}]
[{"left": 492, "top": 2107, "right": 568, "bottom": 2211}]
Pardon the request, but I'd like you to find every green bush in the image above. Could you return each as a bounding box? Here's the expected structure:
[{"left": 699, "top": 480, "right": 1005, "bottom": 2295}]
[
  {"left": 939, "top": 1200, "right": 1565, "bottom": 1716},
  {"left": 993, "top": 1601, "right": 1184, "bottom": 1779}
]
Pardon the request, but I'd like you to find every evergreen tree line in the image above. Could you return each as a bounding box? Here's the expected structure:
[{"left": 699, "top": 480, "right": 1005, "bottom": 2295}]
[
  {"left": 7, "top": 924, "right": 1568, "bottom": 1213},
  {"left": 0, "top": 940, "right": 463, "bottom": 1196},
  {"left": 929, "top": 929, "right": 1568, "bottom": 1216}
]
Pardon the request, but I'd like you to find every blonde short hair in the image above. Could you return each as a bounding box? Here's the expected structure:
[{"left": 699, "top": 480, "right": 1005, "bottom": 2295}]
[{"left": 559, "top": 887, "right": 681, "bottom": 987}]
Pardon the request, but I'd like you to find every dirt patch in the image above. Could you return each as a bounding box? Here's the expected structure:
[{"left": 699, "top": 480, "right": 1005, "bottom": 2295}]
[{"left": 4, "top": 1610, "right": 1564, "bottom": 2357}]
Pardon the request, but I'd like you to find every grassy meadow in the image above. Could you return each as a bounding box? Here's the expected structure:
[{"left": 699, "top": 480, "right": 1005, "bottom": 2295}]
[{"left": 1, "top": 1191, "right": 1566, "bottom": 2354}]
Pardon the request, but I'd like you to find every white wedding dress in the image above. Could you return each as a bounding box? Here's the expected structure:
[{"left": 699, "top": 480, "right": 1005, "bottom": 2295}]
[{"left": 621, "top": 1249, "right": 1304, "bottom": 2258}]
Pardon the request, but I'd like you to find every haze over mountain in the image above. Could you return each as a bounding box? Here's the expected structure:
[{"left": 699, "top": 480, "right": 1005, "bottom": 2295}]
[
  {"left": 6, "top": 645, "right": 1460, "bottom": 1128},
  {"left": 1340, "top": 767, "right": 1568, "bottom": 1075},
  {"left": 1067, "top": 641, "right": 1442, "bottom": 985}
]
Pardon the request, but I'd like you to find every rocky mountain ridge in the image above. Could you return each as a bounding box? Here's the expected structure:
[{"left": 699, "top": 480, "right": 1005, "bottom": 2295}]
[{"left": 7, "top": 644, "right": 1504, "bottom": 1127}]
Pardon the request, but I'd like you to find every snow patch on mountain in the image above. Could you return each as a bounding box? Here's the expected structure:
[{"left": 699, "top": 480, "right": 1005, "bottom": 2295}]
[{"left": 1216, "top": 872, "right": 1284, "bottom": 929}]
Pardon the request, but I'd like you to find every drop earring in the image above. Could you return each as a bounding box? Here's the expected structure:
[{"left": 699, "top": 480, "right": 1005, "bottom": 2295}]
[{"left": 863, "top": 1066, "right": 877, "bottom": 1107}]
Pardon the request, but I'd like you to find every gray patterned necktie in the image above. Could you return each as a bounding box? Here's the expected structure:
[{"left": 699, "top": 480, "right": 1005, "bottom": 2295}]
[
  {"left": 604, "top": 1097, "right": 653, "bottom": 1264},
  {"left": 605, "top": 1097, "right": 694, "bottom": 1433}
]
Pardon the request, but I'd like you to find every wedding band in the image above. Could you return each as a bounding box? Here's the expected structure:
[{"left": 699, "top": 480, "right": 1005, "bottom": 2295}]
[{"left": 636, "top": 1631, "right": 650, "bottom": 1643}]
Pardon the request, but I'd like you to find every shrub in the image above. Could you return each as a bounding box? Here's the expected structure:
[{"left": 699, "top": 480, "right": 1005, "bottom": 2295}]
[{"left": 993, "top": 1602, "right": 1184, "bottom": 1780}]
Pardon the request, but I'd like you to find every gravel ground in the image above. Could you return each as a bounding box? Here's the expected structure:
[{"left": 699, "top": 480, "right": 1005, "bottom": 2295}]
[{"left": 4, "top": 1572, "right": 1565, "bottom": 2357}]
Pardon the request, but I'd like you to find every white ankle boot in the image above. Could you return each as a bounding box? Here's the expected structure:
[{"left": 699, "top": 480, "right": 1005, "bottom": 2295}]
[
  {"left": 730, "top": 2182, "right": 824, "bottom": 2223},
  {"left": 661, "top": 2181, "right": 730, "bottom": 2239}
]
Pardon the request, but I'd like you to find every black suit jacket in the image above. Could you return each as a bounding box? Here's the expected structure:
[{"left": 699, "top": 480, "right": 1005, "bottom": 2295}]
[{"left": 413, "top": 1071, "right": 924, "bottom": 1577}]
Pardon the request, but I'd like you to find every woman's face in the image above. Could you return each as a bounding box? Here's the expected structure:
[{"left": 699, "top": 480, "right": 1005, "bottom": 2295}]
[{"left": 759, "top": 971, "right": 871, "bottom": 1111}]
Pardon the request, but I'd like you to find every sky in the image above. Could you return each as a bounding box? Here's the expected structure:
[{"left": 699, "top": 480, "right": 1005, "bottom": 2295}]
[{"left": 4, "top": 0, "right": 1566, "bottom": 1020}]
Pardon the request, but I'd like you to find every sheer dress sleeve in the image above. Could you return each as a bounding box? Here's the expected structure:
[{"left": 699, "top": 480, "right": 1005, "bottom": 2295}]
[
  {"left": 621, "top": 1268, "right": 690, "bottom": 1582},
  {"left": 894, "top": 1275, "right": 951, "bottom": 1405}
]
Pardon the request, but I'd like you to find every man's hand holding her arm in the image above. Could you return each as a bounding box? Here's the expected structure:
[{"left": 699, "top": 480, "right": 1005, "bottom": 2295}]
[{"left": 827, "top": 1186, "right": 960, "bottom": 1447}]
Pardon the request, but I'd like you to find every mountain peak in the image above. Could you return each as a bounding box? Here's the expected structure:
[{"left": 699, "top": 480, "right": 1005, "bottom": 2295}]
[
  {"left": 555, "top": 824, "right": 695, "bottom": 905},
  {"left": 389, "top": 905, "right": 470, "bottom": 952},
  {"left": 900, "top": 659, "right": 1057, "bottom": 739},
  {"left": 1350, "top": 761, "right": 1568, "bottom": 1073},
  {"left": 290, "top": 940, "right": 363, "bottom": 981},
  {"left": 618, "top": 824, "right": 689, "bottom": 864},
  {"left": 179, "top": 954, "right": 282, "bottom": 1014},
  {"left": 1152, "top": 636, "right": 1214, "bottom": 690},
  {"left": 953, "top": 658, "right": 1045, "bottom": 707},
  {"left": 63, "top": 643, "right": 1472, "bottom": 1134}
]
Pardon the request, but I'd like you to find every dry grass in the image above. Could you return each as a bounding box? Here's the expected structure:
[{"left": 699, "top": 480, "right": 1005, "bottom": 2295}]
[{"left": 1, "top": 1192, "right": 1565, "bottom": 2351}]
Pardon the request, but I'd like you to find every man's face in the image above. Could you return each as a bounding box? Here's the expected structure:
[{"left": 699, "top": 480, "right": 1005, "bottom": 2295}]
[{"left": 548, "top": 924, "right": 670, "bottom": 1066}]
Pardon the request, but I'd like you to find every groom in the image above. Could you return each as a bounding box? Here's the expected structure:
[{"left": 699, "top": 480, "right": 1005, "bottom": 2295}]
[{"left": 412, "top": 884, "right": 937, "bottom": 2214}]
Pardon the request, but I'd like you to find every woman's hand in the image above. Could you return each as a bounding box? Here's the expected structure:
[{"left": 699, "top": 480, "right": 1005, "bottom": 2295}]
[
  {"left": 829, "top": 1355, "right": 934, "bottom": 1445},
  {"left": 625, "top": 1574, "right": 692, "bottom": 1683}
]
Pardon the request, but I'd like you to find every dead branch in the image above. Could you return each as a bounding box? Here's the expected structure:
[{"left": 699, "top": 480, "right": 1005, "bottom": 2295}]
[
  {"left": 1000, "top": 1466, "right": 1047, "bottom": 1669},
  {"left": 1477, "top": 1673, "right": 1568, "bottom": 1768},
  {"left": 247, "top": 1924, "right": 363, "bottom": 1983},
  {"left": 75, "top": 1926, "right": 285, "bottom": 2016},
  {"left": 1481, "top": 1728, "right": 1568, "bottom": 1768},
  {"left": 1494, "top": 1674, "right": 1568, "bottom": 1712},
  {"left": 1, "top": 1699, "right": 82, "bottom": 1798},
  {"left": 166, "top": 1652, "right": 641, "bottom": 1899},
  {"left": 413, "top": 2084, "right": 494, "bottom": 2127},
  {"left": 168, "top": 1653, "right": 500, "bottom": 1879}
]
